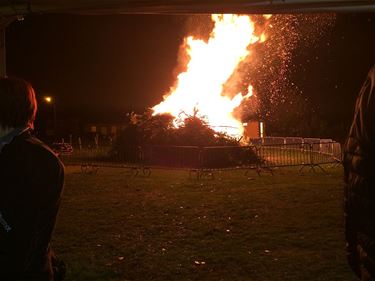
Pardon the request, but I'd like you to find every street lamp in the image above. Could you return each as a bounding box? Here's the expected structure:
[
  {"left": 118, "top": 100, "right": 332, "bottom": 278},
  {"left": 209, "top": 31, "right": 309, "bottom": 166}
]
[
  {"left": 44, "top": 96, "right": 52, "bottom": 103},
  {"left": 44, "top": 96, "right": 57, "bottom": 135}
]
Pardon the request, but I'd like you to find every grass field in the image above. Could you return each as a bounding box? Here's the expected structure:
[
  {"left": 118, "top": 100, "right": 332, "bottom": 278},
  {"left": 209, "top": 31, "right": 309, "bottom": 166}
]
[{"left": 53, "top": 164, "right": 357, "bottom": 281}]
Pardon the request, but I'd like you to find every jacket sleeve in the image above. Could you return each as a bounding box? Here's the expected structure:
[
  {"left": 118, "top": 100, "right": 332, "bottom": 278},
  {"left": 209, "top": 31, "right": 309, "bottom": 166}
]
[{"left": 344, "top": 66, "right": 375, "bottom": 277}]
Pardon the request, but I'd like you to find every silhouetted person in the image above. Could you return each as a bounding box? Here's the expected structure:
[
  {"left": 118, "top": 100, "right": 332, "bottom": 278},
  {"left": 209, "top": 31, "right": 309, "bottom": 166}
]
[
  {"left": 344, "top": 66, "right": 375, "bottom": 280},
  {"left": 0, "top": 77, "right": 65, "bottom": 281}
]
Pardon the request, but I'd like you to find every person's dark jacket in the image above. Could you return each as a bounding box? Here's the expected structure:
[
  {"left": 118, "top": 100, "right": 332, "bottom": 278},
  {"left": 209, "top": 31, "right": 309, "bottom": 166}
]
[
  {"left": 344, "top": 66, "right": 375, "bottom": 280},
  {"left": 0, "top": 130, "right": 64, "bottom": 281}
]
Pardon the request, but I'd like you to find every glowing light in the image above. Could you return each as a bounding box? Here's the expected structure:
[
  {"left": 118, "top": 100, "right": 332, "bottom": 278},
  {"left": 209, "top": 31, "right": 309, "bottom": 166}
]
[
  {"left": 153, "top": 14, "right": 268, "bottom": 137},
  {"left": 44, "top": 96, "right": 52, "bottom": 103}
]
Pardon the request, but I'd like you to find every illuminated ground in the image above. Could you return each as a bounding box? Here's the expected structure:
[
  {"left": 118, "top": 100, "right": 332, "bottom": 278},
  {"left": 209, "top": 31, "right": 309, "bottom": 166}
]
[{"left": 53, "top": 165, "right": 356, "bottom": 281}]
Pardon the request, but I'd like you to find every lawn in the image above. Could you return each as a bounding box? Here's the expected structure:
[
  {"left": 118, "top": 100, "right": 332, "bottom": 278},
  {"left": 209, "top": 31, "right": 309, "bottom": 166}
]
[{"left": 53, "top": 164, "right": 357, "bottom": 281}]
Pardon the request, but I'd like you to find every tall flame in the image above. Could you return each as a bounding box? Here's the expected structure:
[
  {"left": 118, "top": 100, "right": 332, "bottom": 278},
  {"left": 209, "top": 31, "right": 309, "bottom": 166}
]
[{"left": 153, "top": 14, "right": 263, "bottom": 136}]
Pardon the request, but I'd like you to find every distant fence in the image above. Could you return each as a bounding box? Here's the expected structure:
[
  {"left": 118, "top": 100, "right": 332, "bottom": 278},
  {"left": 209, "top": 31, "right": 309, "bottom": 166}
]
[
  {"left": 61, "top": 138, "right": 342, "bottom": 173},
  {"left": 256, "top": 142, "right": 342, "bottom": 168},
  {"left": 250, "top": 137, "right": 334, "bottom": 146}
]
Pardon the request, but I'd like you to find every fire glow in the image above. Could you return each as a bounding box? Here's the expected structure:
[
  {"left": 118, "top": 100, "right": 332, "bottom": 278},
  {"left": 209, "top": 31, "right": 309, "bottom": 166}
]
[{"left": 152, "top": 14, "right": 268, "bottom": 136}]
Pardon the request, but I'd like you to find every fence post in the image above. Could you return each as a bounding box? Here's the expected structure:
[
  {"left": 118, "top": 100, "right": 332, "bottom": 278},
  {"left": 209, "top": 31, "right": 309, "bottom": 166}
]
[
  {"left": 78, "top": 137, "right": 82, "bottom": 150},
  {"left": 309, "top": 143, "right": 314, "bottom": 167},
  {"left": 94, "top": 134, "right": 99, "bottom": 149},
  {"left": 255, "top": 146, "right": 262, "bottom": 175},
  {"left": 199, "top": 147, "right": 203, "bottom": 169},
  {"left": 138, "top": 146, "right": 143, "bottom": 165}
]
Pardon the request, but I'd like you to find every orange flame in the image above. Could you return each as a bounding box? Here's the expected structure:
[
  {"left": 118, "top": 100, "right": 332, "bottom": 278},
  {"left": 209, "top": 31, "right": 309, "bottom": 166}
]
[{"left": 153, "top": 14, "right": 266, "bottom": 136}]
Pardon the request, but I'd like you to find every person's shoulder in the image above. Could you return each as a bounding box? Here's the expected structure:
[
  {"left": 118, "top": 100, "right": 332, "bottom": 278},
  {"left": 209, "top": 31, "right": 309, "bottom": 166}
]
[{"left": 17, "top": 133, "right": 64, "bottom": 169}]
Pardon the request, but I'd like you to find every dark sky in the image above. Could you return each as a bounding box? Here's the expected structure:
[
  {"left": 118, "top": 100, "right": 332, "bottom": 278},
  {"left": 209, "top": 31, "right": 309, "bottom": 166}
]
[
  {"left": 292, "top": 13, "right": 375, "bottom": 118},
  {"left": 6, "top": 14, "right": 188, "bottom": 119},
  {"left": 5, "top": 13, "right": 375, "bottom": 135}
]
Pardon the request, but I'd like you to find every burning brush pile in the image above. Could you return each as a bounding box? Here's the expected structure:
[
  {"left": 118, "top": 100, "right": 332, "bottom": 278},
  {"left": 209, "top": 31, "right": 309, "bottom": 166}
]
[
  {"left": 116, "top": 14, "right": 268, "bottom": 146},
  {"left": 119, "top": 111, "right": 239, "bottom": 147},
  {"left": 111, "top": 111, "right": 261, "bottom": 167}
]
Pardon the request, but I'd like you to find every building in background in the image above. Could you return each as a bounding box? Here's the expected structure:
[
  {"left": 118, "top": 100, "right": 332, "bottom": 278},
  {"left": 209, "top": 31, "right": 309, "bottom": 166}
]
[{"left": 243, "top": 121, "right": 265, "bottom": 142}]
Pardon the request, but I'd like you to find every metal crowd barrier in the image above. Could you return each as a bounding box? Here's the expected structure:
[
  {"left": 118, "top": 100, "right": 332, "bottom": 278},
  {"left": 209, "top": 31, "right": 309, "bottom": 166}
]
[
  {"left": 61, "top": 141, "right": 342, "bottom": 177},
  {"left": 256, "top": 142, "right": 342, "bottom": 173},
  {"left": 142, "top": 145, "right": 201, "bottom": 168}
]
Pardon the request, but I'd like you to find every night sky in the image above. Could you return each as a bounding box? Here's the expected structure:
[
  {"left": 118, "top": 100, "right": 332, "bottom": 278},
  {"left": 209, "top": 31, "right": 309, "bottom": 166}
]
[
  {"left": 6, "top": 15, "right": 187, "bottom": 120},
  {"left": 5, "top": 13, "right": 375, "bottom": 139}
]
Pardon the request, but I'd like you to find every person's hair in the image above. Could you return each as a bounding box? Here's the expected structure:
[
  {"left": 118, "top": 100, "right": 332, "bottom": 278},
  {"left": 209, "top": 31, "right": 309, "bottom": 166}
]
[{"left": 0, "top": 77, "right": 38, "bottom": 129}]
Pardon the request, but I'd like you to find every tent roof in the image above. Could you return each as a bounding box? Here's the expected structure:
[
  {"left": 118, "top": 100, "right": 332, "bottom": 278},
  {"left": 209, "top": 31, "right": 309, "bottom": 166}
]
[{"left": 1, "top": 0, "right": 375, "bottom": 17}]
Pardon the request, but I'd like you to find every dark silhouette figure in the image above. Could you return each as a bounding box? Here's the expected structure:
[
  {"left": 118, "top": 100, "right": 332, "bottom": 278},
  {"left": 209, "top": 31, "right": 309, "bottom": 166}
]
[
  {"left": 0, "top": 77, "right": 65, "bottom": 281},
  {"left": 344, "top": 66, "right": 375, "bottom": 281}
]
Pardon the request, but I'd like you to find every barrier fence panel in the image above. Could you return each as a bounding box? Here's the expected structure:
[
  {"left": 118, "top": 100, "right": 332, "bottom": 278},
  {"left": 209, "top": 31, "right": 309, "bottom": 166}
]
[
  {"left": 142, "top": 146, "right": 201, "bottom": 168},
  {"left": 201, "top": 146, "right": 259, "bottom": 169},
  {"left": 332, "top": 142, "right": 343, "bottom": 162},
  {"left": 251, "top": 137, "right": 334, "bottom": 145},
  {"left": 303, "top": 138, "right": 321, "bottom": 144},
  {"left": 60, "top": 141, "right": 342, "bottom": 172},
  {"left": 61, "top": 146, "right": 111, "bottom": 165},
  {"left": 110, "top": 146, "right": 141, "bottom": 163},
  {"left": 284, "top": 137, "right": 303, "bottom": 144},
  {"left": 256, "top": 143, "right": 310, "bottom": 168},
  {"left": 256, "top": 142, "right": 342, "bottom": 168}
]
